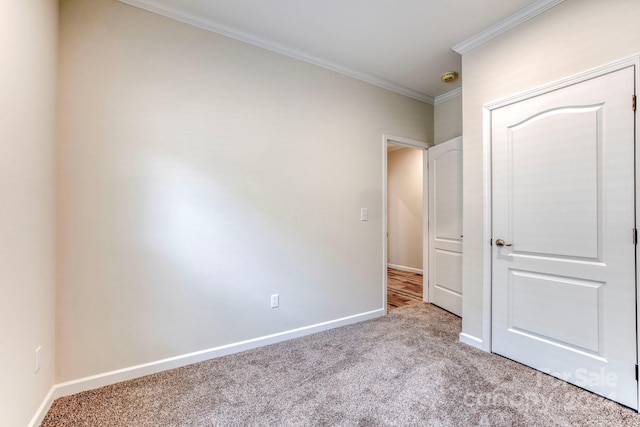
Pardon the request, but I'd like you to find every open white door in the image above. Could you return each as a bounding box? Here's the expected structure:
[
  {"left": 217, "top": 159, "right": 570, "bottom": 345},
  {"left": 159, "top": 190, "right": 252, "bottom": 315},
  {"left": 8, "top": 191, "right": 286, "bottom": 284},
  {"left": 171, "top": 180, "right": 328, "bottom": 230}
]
[
  {"left": 428, "top": 137, "right": 463, "bottom": 316},
  {"left": 491, "top": 66, "right": 637, "bottom": 408}
]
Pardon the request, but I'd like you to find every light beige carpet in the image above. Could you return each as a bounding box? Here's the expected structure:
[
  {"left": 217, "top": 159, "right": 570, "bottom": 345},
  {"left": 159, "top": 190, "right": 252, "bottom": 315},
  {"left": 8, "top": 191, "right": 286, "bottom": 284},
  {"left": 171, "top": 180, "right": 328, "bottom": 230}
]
[{"left": 42, "top": 304, "right": 640, "bottom": 426}]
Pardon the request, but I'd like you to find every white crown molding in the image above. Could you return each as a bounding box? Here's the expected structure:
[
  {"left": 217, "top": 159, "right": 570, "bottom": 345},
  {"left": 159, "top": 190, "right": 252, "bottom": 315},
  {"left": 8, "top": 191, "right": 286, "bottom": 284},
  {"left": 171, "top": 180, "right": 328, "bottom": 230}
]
[
  {"left": 434, "top": 87, "right": 462, "bottom": 105},
  {"left": 452, "top": 0, "right": 564, "bottom": 55},
  {"left": 118, "top": 0, "right": 434, "bottom": 104}
]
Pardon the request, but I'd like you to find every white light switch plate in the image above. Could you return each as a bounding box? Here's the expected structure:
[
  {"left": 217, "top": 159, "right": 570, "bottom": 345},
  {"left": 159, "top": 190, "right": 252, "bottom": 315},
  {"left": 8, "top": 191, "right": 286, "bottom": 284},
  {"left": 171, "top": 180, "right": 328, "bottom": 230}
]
[
  {"left": 360, "top": 208, "right": 368, "bottom": 221},
  {"left": 35, "top": 346, "right": 42, "bottom": 373}
]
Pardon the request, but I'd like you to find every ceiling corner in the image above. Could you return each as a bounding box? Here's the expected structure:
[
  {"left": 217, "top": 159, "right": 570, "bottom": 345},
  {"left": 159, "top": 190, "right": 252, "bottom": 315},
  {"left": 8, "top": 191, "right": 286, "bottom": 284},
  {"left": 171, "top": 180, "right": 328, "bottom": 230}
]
[
  {"left": 434, "top": 88, "right": 462, "bottom": 105},
  {"left": 452, "top": 0, "right": 564, "bottom": 55},
  {"left": 117, "top": 0, "right": 436, "bottom": 105}
]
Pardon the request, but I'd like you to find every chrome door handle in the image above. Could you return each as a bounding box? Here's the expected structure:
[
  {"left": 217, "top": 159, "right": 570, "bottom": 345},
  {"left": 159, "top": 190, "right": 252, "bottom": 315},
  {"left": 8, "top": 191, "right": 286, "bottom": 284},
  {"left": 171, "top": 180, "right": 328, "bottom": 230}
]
[{"left": 495, "top": 239, "right": 512, "bottom": 247}]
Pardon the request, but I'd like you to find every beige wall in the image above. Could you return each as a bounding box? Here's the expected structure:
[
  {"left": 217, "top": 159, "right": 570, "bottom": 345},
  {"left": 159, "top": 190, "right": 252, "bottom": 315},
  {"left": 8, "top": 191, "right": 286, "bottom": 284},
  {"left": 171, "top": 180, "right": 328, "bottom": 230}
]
[
  {"left": 0, "top": 0, "right": 58, "bottom": 425},
  {"left": 56, "top": 0, "right": 433, "bottom": 382},
  {"left": 387, "top": 148, "right": 423, "bottom": 270},
  {"left": 434, "top": 95, "right": 462, "bottom": 145},
  {"left": 461, "top": 0, "right": 640, "bottom": 341}
]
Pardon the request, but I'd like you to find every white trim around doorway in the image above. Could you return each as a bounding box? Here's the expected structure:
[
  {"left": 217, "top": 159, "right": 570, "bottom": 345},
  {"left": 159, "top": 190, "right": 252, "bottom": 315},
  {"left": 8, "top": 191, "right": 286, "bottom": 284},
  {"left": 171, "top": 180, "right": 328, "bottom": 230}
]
[
  {"left": 382, "top": 134, "right": 431, "bottom": 312},
  {"left": 480, "top": 54, "right": 640, "bottom": 357}
]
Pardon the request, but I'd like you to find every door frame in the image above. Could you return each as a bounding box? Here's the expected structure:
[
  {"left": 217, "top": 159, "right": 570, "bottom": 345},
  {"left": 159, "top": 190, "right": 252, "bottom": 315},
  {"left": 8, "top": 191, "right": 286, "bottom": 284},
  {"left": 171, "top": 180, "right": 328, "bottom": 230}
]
[
  {"left": 480, "top": 54, "right": 639, "bottom": 406},
  {"left": 382, "top": 134, "right": 430, "bottom": 312}
]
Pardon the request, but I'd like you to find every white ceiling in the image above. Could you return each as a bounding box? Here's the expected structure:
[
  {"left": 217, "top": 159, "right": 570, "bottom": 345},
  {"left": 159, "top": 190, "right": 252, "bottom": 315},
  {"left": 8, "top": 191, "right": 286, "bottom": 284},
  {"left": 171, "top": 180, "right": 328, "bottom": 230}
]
[{"left": 121, "top": 0, "right": 561, "bottom": 103}]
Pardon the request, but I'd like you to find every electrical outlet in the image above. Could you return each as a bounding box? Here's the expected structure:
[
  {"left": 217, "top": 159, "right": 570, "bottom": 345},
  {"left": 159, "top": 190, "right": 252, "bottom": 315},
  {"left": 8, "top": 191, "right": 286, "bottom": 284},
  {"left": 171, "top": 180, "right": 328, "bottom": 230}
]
[
  {"left": 271, "top": 294, "right": 279, "bottom": 308},
  {"left": 360, "top": 208, "right": 368, "bottom": 221},
  {"left": 35, "top": 346, "right": 42, "bottom": 373}
]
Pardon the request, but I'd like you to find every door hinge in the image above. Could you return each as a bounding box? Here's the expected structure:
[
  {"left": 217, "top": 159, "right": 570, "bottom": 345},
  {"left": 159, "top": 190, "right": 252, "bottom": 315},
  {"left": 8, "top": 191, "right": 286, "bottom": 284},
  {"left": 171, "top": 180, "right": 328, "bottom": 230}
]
[
  {"left": 634, "top": 228, "right": 638, "bottom": 245},
  {"left": 635, "top": 364, "right": 638, "bottom": 381},
  {"left": 633, "top": 94, "right": 636, "bottom": 112}
]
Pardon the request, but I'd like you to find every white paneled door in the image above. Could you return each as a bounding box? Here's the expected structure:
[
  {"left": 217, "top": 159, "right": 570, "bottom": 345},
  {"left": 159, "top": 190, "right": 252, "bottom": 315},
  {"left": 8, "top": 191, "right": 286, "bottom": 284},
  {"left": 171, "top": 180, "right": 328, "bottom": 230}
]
[
  {"left": 428, "top": 137, "right": 463, "bottom": 316},
  {"left": 491, "top": 66, "right": 637, "bottom": 408}
]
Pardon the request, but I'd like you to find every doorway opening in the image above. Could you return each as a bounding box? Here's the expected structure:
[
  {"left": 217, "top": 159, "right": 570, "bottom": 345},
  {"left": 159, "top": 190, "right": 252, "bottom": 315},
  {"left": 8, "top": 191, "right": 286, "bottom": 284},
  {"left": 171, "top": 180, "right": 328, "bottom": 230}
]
[{"left": 382, "top": 134, "right": 429, "bottom": 312}]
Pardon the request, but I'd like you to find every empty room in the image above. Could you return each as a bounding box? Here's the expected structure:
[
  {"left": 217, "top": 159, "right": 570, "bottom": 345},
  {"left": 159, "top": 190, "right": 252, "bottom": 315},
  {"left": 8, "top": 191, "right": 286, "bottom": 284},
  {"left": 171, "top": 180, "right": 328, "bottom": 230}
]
[{"left": 3, "top": 0, "right": 640, "bottom": 425}]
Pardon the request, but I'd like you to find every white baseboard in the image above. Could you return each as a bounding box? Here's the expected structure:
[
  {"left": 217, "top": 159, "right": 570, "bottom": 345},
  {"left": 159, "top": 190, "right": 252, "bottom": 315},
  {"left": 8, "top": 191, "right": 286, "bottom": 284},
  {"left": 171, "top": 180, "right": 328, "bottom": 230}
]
[
  {"left": 28, "top": 386, "right": 56, "bottom": 427},
  {"left": 28, "top": 308, "right": 384, "bottom": 426},
  {"left": 387, "top": 264, "right": 423, "bottom": 274},
  {"left": 459, "top": 332, "right": 484, "bottom": 350}
]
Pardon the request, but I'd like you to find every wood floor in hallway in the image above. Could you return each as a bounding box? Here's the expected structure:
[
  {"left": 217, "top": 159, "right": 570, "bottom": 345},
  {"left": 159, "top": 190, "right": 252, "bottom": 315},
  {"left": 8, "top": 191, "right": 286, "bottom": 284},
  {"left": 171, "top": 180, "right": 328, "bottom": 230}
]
[{"left": 387, "top": 267, "right": 422, "bottom": 311}]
